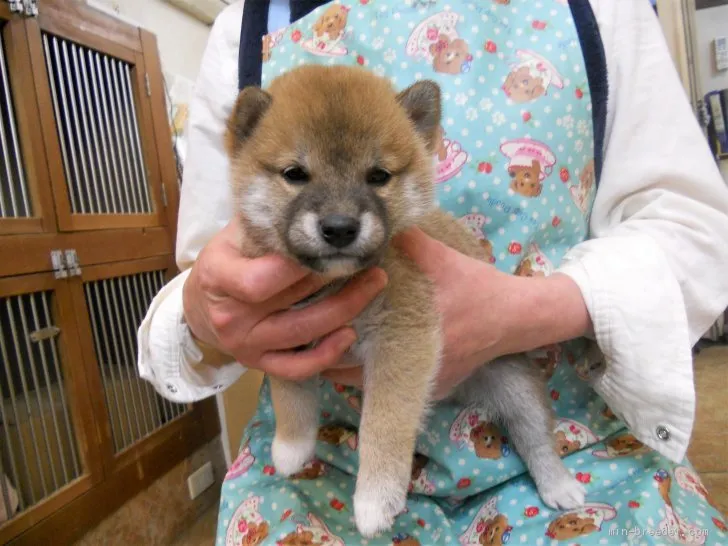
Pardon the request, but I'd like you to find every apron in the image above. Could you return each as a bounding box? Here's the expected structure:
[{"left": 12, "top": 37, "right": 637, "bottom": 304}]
[{"left": 217, "top": 2, "right": 728, "bottom": 545}]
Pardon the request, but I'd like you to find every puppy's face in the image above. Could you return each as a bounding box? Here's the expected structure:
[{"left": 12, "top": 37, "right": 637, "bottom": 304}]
[
  {"left": 433, "top": 38, "right": 470, "bottom": 75},
  {"left": 480, "top": 514, "right": 510, "bottom": 546},
  {"left": 226, "top": 66, "right": 440, "bottom": 279},
  {"left": 314, "top": 5, "right": 349, "bottom": 40},
  {"left": 546, "top": 515, "right": 598, "bottom": 540},
  {"left": 554, "top": 431, "right": 580, "bottom": 457},
  {"left": 509, "top": 160, "right": 542, "bottom": 197},
  {"left": 470, "top": 422, "right": 503, "bottom": 459},
  {"left": 503, "top": 67, "right": 545, "bottom": 103},
  {"left": 608, "top": 434, "right": 642, "bottom": 454}
]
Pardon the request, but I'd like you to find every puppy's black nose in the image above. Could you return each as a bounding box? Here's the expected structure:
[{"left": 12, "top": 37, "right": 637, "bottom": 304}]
[{"left": 319, "top": 214, "right": 360, "bottom": 248}]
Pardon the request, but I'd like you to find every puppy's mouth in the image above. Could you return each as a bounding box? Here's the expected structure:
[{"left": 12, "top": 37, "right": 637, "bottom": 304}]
[{"left": 294, "top": 251, "right": 380, "bottom": 279}]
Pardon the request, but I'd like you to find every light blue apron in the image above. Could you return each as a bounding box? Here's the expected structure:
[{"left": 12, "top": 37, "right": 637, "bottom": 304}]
[{"left": 216, "top": 2, "right": 728, "bottom": 545}]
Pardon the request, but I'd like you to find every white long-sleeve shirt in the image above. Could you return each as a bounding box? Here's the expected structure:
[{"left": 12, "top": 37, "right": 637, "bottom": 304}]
[{"left": 137, "top": 0, "right": 728, "bottom": 463}]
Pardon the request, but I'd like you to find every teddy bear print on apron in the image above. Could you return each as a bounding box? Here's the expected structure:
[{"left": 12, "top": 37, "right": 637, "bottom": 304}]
[{"left": 215, "top": 1, "right": 728, "bottom": 545}]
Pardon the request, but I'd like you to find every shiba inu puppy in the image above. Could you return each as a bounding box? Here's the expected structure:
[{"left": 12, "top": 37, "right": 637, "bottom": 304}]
[{"left": 225, "top": 65, "right": 585, "bottom": 537}]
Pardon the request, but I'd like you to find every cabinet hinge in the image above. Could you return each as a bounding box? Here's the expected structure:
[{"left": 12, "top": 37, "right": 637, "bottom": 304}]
[
  {"left": 64, "top": 249, "right": 82, "bottom": 277},
  {"left": 50, "top": 249, "right": 68, "bottom": 279},
  {"left": 8, "top": 1, "right": 38, "bottom": 17},
  {"left": 145, "top": 73, "right": 151, "bottom": 97}
]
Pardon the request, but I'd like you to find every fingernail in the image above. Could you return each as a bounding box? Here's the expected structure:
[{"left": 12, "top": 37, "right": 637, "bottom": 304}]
[
  {"left": 339, "top": 328, "right": 358, "bottom": 349},
  {"left": 366, "top": 267, "right": 388, "bottom": 288}
]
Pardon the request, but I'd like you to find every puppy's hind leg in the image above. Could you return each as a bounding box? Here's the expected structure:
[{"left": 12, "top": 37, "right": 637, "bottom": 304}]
[
  {"left": 467, "top": 357, "right": 586, "bottom": 510},
  {"left": 270, "top": 376, "right": 319, "bottom": 476}
]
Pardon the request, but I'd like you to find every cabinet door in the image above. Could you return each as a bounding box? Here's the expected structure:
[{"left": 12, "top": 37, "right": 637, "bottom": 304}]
[
  {"left": 24, "top": 2, "right": 168, "bottom": 232},
  {"left": 0, "top": 273, "right": 103, "bottom": 542},
  {"left": 67, "top": 256, "right": 206, "bottom": 473},
  {"left": 0, "top": 9, "right": 57, "bottom": 236}
]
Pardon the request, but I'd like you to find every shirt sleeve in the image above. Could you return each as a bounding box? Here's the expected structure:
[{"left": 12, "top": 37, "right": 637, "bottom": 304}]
[
  {"left": 137, "top": 1, "right": 247, "bottom": 403},
  {"left": 557, "top": 0, "right": 728, "bottom": 462}
]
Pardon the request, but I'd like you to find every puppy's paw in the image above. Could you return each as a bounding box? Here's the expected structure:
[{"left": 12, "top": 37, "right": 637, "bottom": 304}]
[
  {"left": 538, "top": 473, "right": 587, "bottom": 511},
  {"left": 271, "top": 435, "right": 316, "bottom": 477},
  {"left": 354, "top": 487, "right": 406, "bottom": 538}
]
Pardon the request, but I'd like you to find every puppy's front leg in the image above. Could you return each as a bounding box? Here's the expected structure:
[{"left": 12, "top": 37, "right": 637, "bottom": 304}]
[
  {"left": 270, "top": 376, "right": 319, "bottom": 476},
  {"left": 353, "top": 333, "right": 439, "bottom": 537}
]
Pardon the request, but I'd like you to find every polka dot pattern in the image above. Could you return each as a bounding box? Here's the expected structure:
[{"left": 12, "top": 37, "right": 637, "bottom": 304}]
[{"left": 213, "top": 1, "right": 726, "bottom": 545}]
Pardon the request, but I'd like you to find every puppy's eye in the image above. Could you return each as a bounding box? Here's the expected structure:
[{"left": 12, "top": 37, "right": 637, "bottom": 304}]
[
  {"left": 367, "top": 168, "right": 392, "bottom": 186},
  {"left": 282, "top": 166, "right": 309, "bottom": 184},
  {"left": 508, "top": 170, "right": 516, "bottom": 178}
]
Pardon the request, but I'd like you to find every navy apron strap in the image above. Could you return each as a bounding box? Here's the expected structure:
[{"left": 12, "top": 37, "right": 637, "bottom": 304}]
[
  {"left": 238, "top": 0, "right": 331, "bottom": 90},
  {"left": 569, "top": 0, "right": 608, "bottom": 188},
  {"left": 238, "top": 0, "right": 271, "bottom": 90}
]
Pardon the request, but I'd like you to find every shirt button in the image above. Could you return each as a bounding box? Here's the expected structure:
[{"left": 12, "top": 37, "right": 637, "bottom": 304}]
[
  {"left": 656, "top": 425, "right": 670, "bottom": 441},
  {"left": 166, "top": 383, "right": 178, "bottom": 394}
]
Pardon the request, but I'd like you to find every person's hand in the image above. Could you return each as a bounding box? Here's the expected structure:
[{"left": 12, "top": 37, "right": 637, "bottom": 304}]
[
  {"left": 322, "top": 227, "right": 591, "bottom": 399},
  {"left": 182, "top": 221, "right": 388, "bottom": 381}
]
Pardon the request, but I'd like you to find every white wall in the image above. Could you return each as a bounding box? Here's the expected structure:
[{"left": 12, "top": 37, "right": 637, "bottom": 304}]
[
  {"left": 87, "top": 0, "right": 211, "bottom": 82},
  {"left": 694, "top": 6, "right": 728, "bottom": 178}
]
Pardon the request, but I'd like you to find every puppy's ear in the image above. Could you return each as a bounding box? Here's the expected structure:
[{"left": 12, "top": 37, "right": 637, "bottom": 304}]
[
  {"left": 396, "top": 80, "right": 441, "bottom": 152},
  {"left": 225, "top": 86, "right": 272, "bottom": 155}
]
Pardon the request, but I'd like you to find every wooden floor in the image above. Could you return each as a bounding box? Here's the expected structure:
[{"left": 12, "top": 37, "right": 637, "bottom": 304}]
[
  {"left": 686, "top": 344, "right": 728, "bottom": 517},
  {"left": 171, "top": 345, "right": 728, "bottom": 545}
]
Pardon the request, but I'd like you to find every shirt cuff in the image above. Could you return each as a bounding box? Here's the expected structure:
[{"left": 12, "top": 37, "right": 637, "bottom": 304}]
[
  {"left": 136, "top": 268, "right": 246, "bottom": 404},
  {"left": 556, "top": 233, "right": 695, "bottom": 463}
]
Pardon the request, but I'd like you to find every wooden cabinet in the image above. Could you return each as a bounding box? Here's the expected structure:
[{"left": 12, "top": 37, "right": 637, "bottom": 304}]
[{"left": 0, "top": 2, "right": 218, "bottom": 544}]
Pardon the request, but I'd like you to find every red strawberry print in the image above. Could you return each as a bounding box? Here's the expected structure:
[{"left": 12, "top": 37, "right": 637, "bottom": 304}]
[
  {"left": 552, "top": 216, "right": 561, "bottom": 227},
  {"left": 628, "top": 501, "right": 640, "bottom": 509},
  {"left": 281, "top": 509, "right": 293, "bottom": 521},
  {"left": 334, "top": 383, "right": 345, "bottom": 393},
  {"left": 576, "top": 472, "right": 592, "bottom": 484},
  {"left": 532, "top": 20, "right": 547, "bottom": 30},
  {"left": 713, "top": 517, "right": 727, "bottom": 532},
  {"left": 550, "top": 389, "right": 560, "bottom": 401},
  {"left": 560, "top": 167, "right": 570, "bottom": 182},
  {"left": 330, "top": 498, "right": 345, "bottom": 511},
  {"left": 417, "top": 518, "right": 426, "bottom": 528},
  {"left": 356, "top": 55, "right": 365, "bottom": 66},
  {"left": 508, "top": 241, "right": 522, "bottom": 254},
  {"left": 478, "top": 161, "right": 493, "bottom": 174},
  {"left": 522, "top": 112, "right": 532, "bottom": 123},
  {"left": 485, "top": 40, "right": 497, "bottom": 53},
  {"left": 291, "top": 29, "right": 302, "bottom": 43},
  {"left": 322, "top": 411, "right": 331, "bottom": 418},
  {"left": 457, "top": 478, "right": 472, "bottom": 489},
  {"left": 524, "top": 506, "right": 540, "bottom": 518},
  {"left": 360, "top": 0, "right": 370, "bottom": 3},
  {"left": 575, "top": 87, "right": 584, "bottom": 99},
  {"left": 263, "top": 465, "right": 276, "bottom": 476}
]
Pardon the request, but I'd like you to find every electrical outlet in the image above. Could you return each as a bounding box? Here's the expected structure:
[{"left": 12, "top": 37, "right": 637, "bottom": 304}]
[
  {"left": 187, "top": 461, "right": 215, "bottom": 500},
  {"left": 715, "top": 36, "right": 728, "bottom": 72}
]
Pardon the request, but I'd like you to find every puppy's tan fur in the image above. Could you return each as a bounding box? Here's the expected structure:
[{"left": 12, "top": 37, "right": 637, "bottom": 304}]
[{"left": 225, "top": 65, "right": 584, "bottom": 538}]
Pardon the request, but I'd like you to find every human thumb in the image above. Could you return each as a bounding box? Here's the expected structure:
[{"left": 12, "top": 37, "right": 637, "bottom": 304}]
[{"left": 392, "top": 226, "right": 450, "bottom": 280}]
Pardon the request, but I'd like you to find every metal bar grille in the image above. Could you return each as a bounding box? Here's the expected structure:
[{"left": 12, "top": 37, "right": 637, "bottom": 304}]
[
  {"left": 0, "top": 31, "right": 32, "bottom": 219},
  {"left": 42, "top": 33, "right": 153, "bottom": 216},
  {"left": 84, "top": 270, "right": 188, "bottom": 454},
  {"left": 0, "top": 291, "right": 81, "bottom": 522}
]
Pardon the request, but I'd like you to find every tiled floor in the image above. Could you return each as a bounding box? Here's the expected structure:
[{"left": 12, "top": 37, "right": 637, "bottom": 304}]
[{"left": 171, "top": 345, "right": 728, "bottom": 545}]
